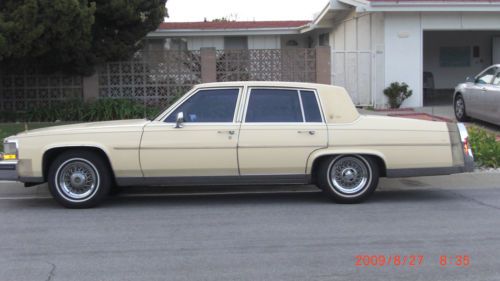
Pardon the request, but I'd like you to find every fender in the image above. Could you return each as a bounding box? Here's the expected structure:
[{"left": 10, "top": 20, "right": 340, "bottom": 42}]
[{"left": 305, "top": 147, "right": 388, "bottom": 174}]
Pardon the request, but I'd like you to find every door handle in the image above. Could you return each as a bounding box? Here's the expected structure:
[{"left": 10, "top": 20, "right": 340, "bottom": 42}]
[
  {"left": 481, "top": 87, "right": 487, "bottom": 92},
  {"left": 217, "top": 130, "right": 235, "bottom": 135},
  {"left": 297, "top": 130, "right": 316, "bottom": 135}
]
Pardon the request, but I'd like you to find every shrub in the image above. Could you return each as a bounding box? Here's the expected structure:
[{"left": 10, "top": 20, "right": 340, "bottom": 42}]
[
  {"left": 468, "top": 126, "right": 500, "bottom": 168},
  {"left": 0, "top": 99, "right": 163, "bottom": 123},
  {"left": 383, "top": 82, "right": 413, "bottom": 109}
]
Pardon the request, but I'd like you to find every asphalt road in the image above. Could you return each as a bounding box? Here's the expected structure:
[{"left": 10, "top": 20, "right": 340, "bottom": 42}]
[{"left": 0, "top": 173, "right": 499, "bottom": 281}]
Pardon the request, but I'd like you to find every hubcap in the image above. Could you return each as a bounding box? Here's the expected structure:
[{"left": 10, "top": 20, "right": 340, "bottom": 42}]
[
  {"left": 56, "top": 158, "right": 99, "bottom": 201},
  {"left": 329, "top": 156, "right": 369, "bottom": 194},
  {"left": 455, "top": 98, "right": 464, "bottom": 118}
]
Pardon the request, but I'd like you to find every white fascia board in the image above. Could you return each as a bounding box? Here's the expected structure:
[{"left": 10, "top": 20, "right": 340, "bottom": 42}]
[
  {"left": 147, "top": 27, "right": 303, "bottom": 38},
  {"left": 366, "top": 3, "right": 500, "bottom": 12}
]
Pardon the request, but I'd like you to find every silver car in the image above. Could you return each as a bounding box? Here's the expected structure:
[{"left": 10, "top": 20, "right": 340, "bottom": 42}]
[{"left": 454, "top": 65, "right": 500, "bottom": 126}]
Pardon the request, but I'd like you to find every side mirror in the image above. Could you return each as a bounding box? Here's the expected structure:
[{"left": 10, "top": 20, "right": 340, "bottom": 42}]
[
  {"left": 174, "top": 112, "right": 184, "bottom": 128},
  {"left": 465, "top": 76, "right": 474, "bottom": 83}
]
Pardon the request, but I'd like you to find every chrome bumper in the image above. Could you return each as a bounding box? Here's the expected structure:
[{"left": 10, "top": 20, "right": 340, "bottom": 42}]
[
  {"left": 0, "top": 160, "right": 18, "bottom": 181},
  {"left": 457, "top": 123, "right": 474, "bottom": 172}
]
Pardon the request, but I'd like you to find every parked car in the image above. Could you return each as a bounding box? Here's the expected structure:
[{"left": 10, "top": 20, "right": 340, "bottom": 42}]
[
  {"left": 454, "top": 65, "right": 500, "bottom": 126},
  {"left": 0, "top": 82, "right": 474, "bottom": 208}
]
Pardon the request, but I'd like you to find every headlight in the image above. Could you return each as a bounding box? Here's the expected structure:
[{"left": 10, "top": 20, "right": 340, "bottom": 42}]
[{"left": 2, "top": 140, "right": 18, "bottom": 160}]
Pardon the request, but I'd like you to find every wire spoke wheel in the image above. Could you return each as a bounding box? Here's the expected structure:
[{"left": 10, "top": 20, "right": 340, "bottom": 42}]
[
  {"left": 329, "top": 156, "right": 369, "bottom": 194},
  {"left": 56, "top": 158, "right": 100, "bottom": 202}
]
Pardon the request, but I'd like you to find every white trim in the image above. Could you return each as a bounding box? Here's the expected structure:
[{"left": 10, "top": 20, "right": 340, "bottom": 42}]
[{"left": 148, "top": 27, "right": 307, "bottom": 38}]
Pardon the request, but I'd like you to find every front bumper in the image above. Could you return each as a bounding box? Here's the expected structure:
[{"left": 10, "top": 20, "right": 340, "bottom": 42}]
[{"left": 0, "top": 160, "right": 18, "bottom": 181}]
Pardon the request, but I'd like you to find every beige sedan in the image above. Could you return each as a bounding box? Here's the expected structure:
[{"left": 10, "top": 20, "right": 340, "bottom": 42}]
[{"left": 0, "top": 82, "right": 474, "bottom": 208}]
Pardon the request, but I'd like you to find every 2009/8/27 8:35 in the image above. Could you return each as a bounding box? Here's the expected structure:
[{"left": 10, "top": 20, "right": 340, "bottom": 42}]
[{"left": 355, "top": 255, "right": 470, "bottom": 267}]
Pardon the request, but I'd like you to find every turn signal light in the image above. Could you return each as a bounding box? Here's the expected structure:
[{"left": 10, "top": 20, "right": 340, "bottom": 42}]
[
  {"left": 463, "top": 137, "right": 470, "bottom": 155},
  {"left": 2, "top": 154, "right": 17, "bottom": 160}
]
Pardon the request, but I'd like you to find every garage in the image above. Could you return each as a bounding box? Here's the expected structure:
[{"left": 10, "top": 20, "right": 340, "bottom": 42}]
[{"left": 423, "top": 30, "right": 500, "bottom": 106}]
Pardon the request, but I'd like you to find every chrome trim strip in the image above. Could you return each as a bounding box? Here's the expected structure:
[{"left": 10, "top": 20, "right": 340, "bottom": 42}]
[
  {"left": 332, "top": 143, "right": 450, "bottom": 147},
  {"left": 113, "top": 147, "right": 139, "bottom": 150},
  {"left": 386, "top": 166, "right": 465, "bottom": 178},
  {"left": 116, "top": 175, "right": 310, "bottom": 187}
]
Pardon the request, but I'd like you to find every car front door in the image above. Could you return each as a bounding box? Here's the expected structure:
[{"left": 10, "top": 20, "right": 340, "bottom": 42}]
[
  {"left": 487, "top": 72, "right": 500, "bottom": 125},
  {"left": 140, "top": 88, "right": 242, "bottom": 178},
  {"left": 467, "top": 67, "right": 496, "bottom": 118},
  {"left": 237, "top": 88, "right": 328, "bottom": 178}
]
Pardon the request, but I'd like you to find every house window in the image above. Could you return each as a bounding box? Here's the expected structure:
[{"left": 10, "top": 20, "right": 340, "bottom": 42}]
[
  {"left": 169, "top": 38, "right": 188, "bottom": 51},
  {"left": 439, "top": 46, "right": 471, "bottom": 67},
  {"left": 319, "top": 33, "right": 330, "bottom": 47},
  {"left": 224, "top": 36, "right": 248, "bottom": 49}
]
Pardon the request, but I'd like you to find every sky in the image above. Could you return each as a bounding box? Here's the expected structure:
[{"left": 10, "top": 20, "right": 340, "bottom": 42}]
[{"left": 165, "top": 0, "right": 329, "bottom": 22}]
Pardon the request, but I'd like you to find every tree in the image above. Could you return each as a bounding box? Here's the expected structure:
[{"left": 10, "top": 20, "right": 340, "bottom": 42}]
[{"left": 0, "top": 0, "right": 167, "bottom": 75}]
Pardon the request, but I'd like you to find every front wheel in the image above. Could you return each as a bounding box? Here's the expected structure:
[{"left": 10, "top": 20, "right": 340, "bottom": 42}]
[
  {"left": 317, "top": 155, "right": 379, "bottom": 203},
  {"left": 48, "top": 151, "right": 111, "bottom": 208},
  {"left": 454, "top": 95, "right": 469, "bottom": 122}
]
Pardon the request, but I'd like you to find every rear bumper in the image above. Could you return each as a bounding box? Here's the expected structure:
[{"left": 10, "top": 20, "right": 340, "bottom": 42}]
[{"left": 0, "top": 161, "right": 18, "bottom": 181}]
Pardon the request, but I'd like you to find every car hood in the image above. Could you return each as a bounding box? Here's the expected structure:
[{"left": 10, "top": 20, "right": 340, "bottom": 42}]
[{"left": 12, "top": 119, "right": 150, "bottom": 138}]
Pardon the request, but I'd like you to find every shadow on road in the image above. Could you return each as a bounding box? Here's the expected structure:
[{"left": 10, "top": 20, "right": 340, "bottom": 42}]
[{"left": 3, "top": 187, "right": 464, "bottom": 209}]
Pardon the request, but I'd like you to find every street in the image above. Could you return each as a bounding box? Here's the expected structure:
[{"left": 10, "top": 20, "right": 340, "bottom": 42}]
[{"left": 0, "top": 173, "right": 499, "bottom": 281}]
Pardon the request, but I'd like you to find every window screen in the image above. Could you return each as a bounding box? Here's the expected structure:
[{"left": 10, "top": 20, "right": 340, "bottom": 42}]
[
  {"left": 165, "top": 89, "right": 239, "bottom": 123},
  {"left": 246, "top": 89, "right": 303, "bottom": 122},
  {"left": 300, "top": 91, "right": 322, "bottom": 122}
]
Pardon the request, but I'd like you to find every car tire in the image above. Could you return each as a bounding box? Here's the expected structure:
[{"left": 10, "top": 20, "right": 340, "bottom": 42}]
[
  {"left": 317, "top": 155, "right": 379, "bottom": 203},
  {"left": 454, "top": 94, "right": 469, "bottom": 122},
  {"left": 48, "top": 150, "right": 111, "bottom": 208}
]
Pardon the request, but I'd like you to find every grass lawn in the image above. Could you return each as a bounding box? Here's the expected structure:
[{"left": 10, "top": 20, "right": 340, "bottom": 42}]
[{"left": 0, "top": 122, "right": 74, "bottom": 151}]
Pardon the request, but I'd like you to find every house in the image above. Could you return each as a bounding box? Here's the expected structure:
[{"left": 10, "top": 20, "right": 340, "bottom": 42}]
[{"left": 149, "top": 0, "right": 500, "bottom": 108}]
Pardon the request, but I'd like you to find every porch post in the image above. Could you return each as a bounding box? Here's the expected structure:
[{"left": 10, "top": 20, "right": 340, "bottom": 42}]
[
  {"left": 315, "top": 46, "right": 331, "bottom": 85},
  {"left": 82, "top": 72, "right": 99, "bottom": 102},
  {"left": 201, "top": 47, "right": 217, "bottom": 83}
]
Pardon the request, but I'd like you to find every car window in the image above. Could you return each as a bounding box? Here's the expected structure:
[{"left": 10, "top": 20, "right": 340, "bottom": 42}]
[
  {"left": 300, "top": 91, "right": 322, "bottom": 122},
  {"left": 476, "top": 67, "right": 496, "bottom": 84},
  {"left": 493, "top": 72, "right": 500, "bottom": 86},
  {"left": 246, "top": 89, "right": 303, "bottom": 122},
  {"left": 165, "top": 88, "right": 239, "bottom": 123}
]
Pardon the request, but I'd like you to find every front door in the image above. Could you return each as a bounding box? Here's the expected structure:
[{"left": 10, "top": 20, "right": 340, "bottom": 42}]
[
  {"left": 238, "top": 88, "right": 328, "bottom": 176},
  {"left": 140, "top": 88, "right": 242, "bottom": 177},
  {"left": 467, "top": 66, "right": 496, "bottom": 118},
  {"left": 487, "top": 72, "right": 500, "bottom": 125}
]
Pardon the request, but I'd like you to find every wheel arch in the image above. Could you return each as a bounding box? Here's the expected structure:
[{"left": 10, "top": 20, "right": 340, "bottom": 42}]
[
  {"left": 307, "top": 150, "right": 387, "bottom": 183},
  {"left": 42, "top": 146, "right": 116, "bottom": 182}
]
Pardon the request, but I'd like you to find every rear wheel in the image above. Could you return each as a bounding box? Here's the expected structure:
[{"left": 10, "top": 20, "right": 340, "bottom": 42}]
[
  {"left": 48, "top": 150, "right": 111, "bottom": 208},
  {"left": 454, "top": 94, "right": 469, "bottom": 122},
  {"left": 317, "top": 155, "right": 379, "bottom": 203}
]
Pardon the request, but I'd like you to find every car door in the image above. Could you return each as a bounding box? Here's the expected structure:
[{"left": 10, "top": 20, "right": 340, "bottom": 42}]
[
  {"left": 140, "top": 87, "right": 242, "bottom": 177},
  {"left": 238, "top": 88, "right": 328, "bottom": 176},
  {"left": 487, "top": 71, "right": 500, "bottom": 125},
  {"left": 467, "top": 66, "right": 496, "bottom": 118}
]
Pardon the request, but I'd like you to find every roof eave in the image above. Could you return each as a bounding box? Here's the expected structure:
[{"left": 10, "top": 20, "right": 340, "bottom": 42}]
[
  {"left": 148, "top": 26, "right": 309, "bottom": 38},
  {"left": 366, "top": 2, "right": 500, "bottom": 12}
]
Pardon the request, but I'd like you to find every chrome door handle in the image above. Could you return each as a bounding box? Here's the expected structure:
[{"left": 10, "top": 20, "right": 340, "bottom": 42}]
[
  {"left": 481, "top": 87, "right": 487, "bottom": 92},
  {"left": 297, "top": 130, "right": 316, "bottom": 135},
  {"left": 217, "top": 130, "right": 235, "bottom": 135}
]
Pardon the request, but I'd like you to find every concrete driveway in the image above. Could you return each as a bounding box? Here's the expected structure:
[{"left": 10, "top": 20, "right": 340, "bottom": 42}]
[{"left": 0, "top": 172, "right": 499, "bottom": 281}]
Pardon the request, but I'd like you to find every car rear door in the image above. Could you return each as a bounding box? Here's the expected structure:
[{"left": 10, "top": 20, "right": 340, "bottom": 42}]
[
  {"left": 237, "top": 88, "right": 328, "bottom": 177},
  {"left": 140, "top": 87, "right": 242, "bottom": 177}
]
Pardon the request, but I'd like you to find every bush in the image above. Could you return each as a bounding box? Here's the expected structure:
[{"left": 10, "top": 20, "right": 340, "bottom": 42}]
[
  {"left": 468, "top": 126, "right": 500, "bottom": 168},
  {"left": 383, "top": 82, "right": 413, "bottom": 109},
  {"left": 0, "top": 99, "right": 163, "bottom": 123}
]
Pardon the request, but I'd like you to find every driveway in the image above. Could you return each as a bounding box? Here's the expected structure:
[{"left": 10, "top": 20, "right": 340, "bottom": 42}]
[{"left": 0, "top": 172, "right": 499, "bottom": 281}]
